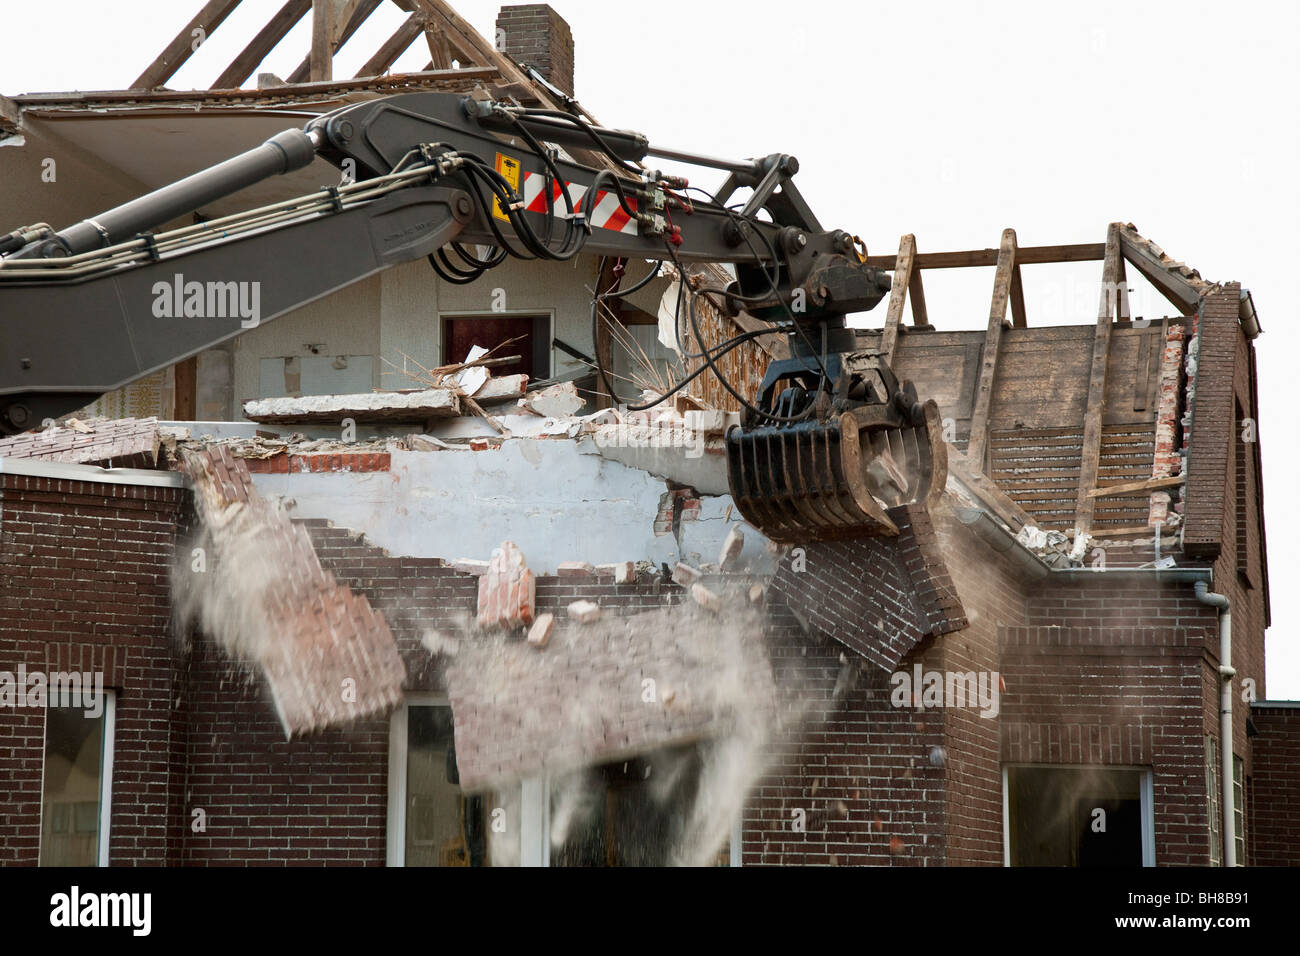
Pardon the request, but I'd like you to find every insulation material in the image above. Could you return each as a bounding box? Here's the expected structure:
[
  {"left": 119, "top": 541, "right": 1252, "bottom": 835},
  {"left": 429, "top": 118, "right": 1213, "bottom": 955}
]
[{"left": 174, "top": 446, "right": 405, "bottom": 736}]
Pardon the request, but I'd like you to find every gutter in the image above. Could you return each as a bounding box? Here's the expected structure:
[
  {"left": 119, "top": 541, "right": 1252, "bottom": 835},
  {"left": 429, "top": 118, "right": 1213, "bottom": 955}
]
[{"left": 1195, "top": 580, "right": 1236, "bottom": 867}]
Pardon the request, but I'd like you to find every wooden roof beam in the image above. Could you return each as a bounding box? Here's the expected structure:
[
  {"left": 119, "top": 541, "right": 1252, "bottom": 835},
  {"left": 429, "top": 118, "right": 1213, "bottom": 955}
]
[
  {"left": 864, "top": 242, "right": 1105, "bottom": 271},
  {"left": 287, "top": 0, "right": 382, "bottom": 83},
  {"left": 1073, "top": 223, "right": 1125, "bottom": 536},
  {"left": 1119, "top": 229, "right": 1201, "bottom": 315},
  {"left": 354, "top": 13, "right": 425, "bottom": 79},
  {"left": 964, "top": 228, "right": 1018, "bottom": 471},
  {"left": 211, "top": 0, "right": 312, "bottom": 90},
  {"left": 133, "top": 0, "right": 244, "bottom": 89},
  {"left": 879, "top": 234, "right": 917, "bottom": 366}
]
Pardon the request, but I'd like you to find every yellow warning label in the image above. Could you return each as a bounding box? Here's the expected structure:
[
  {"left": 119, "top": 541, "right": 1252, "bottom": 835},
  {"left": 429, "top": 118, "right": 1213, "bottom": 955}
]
[{"left": 493, "top": 152, "right": 521, "bottom": 222}]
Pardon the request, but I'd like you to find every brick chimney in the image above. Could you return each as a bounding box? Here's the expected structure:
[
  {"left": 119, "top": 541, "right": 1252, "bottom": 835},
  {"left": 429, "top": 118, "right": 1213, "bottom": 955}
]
[{"left": 495, "top": 4, "right": 575, "bottom": 97}]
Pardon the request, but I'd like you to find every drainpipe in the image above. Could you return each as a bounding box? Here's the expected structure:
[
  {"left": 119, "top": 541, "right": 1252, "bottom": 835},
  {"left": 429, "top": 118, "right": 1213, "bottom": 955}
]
[{"left": 1195, "top": 580, "right": 1234, "bottom": 866}]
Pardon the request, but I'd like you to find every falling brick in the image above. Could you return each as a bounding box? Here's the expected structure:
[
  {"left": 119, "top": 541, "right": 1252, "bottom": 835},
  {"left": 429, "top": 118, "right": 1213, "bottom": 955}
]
[
  {"left": 692, "top": 583, "right": 721, "bottom": 613},
  {"left": 527, "top": 613, "right": 555, "bottom": 649},
  {"left": 476, "top": 541, "right": 535, "bottom": 630},
  {"left": 568, "top": 599, "right": 601, "bottom": 624},
  {"left": 673, "top": 562, "right": 702, "bottom": 587},
  {"left": 748, "top": 584, "right": 765, "bottom": 605},
  {"left": 719, "top": 525, "right": 745, "bottom": 570}
]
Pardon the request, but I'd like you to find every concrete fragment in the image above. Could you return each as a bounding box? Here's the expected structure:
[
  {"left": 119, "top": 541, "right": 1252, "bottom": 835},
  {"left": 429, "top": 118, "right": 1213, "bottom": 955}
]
[
  {"left": 684, "top": 409, "right": 740, "bottom": 435},
  {"left": 527, "top": 612, "right": 555, "bottom": 649},
  {"left": 718, "top": 525, "right": 745, "bottom": 570},
  {"left": 557, "top": 561, "right": 595, "bottom": 577},
  {"left": 524, "top": 381, "right": 584, "bottom": 418},
  {"left": 568, "top": 600, "right": 601, "bottom": 624},
  {"left": 476, "top": 541, "right": 536, "bottom": 630},
  {"left": 691, "top": 583, "right": 721, "bottom": 613},
  {"left": 673, "top": 562, "right": 702, "bottom": 588},
  {"left": 475, "top": 374, "right": 529, "bottom": 404},
  {"left": 612, "top": 561, "right": 636, "bottom": 584},
  {"left": 243, "top": 388, "right": 459, "bottom": 424},
  {"left": 453, "top": 558, "right": 490, "bottom": 576}
]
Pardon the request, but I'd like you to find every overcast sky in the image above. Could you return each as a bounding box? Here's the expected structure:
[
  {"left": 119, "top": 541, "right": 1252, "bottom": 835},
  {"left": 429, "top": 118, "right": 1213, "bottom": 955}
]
[{"left": 3, "top": 0, "right": 1296, "bottom": 694}]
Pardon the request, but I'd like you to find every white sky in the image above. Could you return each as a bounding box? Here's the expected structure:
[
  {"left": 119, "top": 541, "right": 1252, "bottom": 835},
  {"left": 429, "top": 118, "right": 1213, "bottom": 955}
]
[{"left": 3, "top": 0, "right": 1296, "bottom": 694}]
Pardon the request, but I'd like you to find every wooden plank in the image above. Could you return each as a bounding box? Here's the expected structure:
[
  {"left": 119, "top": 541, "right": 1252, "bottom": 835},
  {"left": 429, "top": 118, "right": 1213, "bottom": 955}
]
[
  {"left": 864, "top": 242, "right": 1104, "bottom": 271},
  {"left": 310, "top": 0, "right": 338, "bottom": 82},
  {"left": 1118, "top": 230, "right": 1201, "bottom": 315},
  {"left": 287, "top": 0, "right": 382, "bottom": 82},
  {"left": 394, "top": 0, "right": 483, "bottom": 68},
  {"left": 0, "top": 94, "right": 18, "bottom": 134},
  {"left": 211, "top": 0, "right": 312, "bottom": 90},
  {"left": 1009, "top": 263, "right": 1027, "bottom": 328},
  {"left": 879, "top": 234, "right": 916, "bottom": 365},
  {"left": 964, "top": 228, "right": 1018, "bottom": 470},
  {"left": 354, "top": 14, "right": 425, "bottom": 79},
  {"left": 424, "top": 21, "right": 455, "bottom": 70},
  {"left": 1072, "top": 223, "right": 1123, "bottom": 534},
  {"left": 594, "top": 258, "right": 623, "bottom": 409},
  {"left": 946, "top": 446, "right": 1032, "bottom": 533},
  {"left": 1132, "top": 330, "right": 1151, "bottom": 411},
  {"left": 133, "top": 0, "right": 244, "bottom": 89},
  {"left": 907, "top": 262, "right": 929, "bottom": 328},
  {"left": 1087, "top": 474, "right": 1185, "bottom": 499},
  {"left": 174, "top": 357, "right": 197, "bottom": 422}
]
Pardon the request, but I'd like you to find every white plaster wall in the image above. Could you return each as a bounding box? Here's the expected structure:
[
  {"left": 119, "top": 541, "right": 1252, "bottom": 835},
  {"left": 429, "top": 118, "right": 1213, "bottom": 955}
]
[{"left": 252, "top": 439, "right": 772, "bottom": 574}]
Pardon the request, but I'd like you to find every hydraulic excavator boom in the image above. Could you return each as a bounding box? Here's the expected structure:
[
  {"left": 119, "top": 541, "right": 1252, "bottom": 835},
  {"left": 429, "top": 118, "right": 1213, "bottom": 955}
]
[{"left": 0, "top": 90, "right": 945, "bottom": 540}]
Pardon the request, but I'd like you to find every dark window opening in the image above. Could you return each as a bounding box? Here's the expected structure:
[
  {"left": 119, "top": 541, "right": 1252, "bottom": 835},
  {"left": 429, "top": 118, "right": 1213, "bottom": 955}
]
[
  {"left": 442, "top": 314, "right": 550, "bottom": 380},
  {"left": 549, "top": 743, "right": 728, "bottom": 867},
  {"left": 40, "top": 704, "right": 108, "bottom": 867},
  {"left": 1007, "top": 766, "right": 1145, "bottom": 867},
  {"left": 404, "top": 705, "right": 515, "bottom": 867}
]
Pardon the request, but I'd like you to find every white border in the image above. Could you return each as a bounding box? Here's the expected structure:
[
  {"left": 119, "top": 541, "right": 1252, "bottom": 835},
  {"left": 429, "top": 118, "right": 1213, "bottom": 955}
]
[{"left": 98, "top": 691, "right": 116, "bottom": 867}]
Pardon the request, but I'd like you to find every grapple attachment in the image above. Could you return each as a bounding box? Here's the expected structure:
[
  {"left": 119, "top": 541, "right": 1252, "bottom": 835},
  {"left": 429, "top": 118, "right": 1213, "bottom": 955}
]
[{"left": 725, "top": 358, "right": 947, "bottom": 543}]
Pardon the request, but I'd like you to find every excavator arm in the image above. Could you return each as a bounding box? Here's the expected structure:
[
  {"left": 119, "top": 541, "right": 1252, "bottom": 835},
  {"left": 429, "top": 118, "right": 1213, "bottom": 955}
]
[{"left": 0, "top": 90, "right": 945, "bottom": 540}]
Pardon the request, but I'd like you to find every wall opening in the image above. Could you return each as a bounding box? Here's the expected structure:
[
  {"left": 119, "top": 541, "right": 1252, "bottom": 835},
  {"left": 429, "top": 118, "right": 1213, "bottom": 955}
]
[{"left": 1005, "top": 764, "right": 1151, "bottom": 867}]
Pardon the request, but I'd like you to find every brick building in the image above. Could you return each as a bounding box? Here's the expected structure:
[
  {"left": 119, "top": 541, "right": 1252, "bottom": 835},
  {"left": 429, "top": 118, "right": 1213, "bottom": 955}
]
[{"left": 0, "top": 1, "right": 1292, "bottom": 868}]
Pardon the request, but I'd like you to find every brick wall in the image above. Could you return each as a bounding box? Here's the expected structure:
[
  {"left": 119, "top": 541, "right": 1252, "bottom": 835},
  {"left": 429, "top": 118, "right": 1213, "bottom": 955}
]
[
  {"left": 0, "top": 473, "right": 187, "bottom": 865},
  {"left": 1249, "top": 704, "right": 1300, "bottom": 866},
  {"left": 496, "top": 4, "right": 575, "bottom": 96}
]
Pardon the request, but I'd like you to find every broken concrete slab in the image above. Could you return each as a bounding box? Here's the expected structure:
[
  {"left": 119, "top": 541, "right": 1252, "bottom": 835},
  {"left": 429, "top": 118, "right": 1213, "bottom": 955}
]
[
  {"left": 527, "top": 612, "right": 555, "bottom": 649},
  {"left": 523, "top": 380, "right": 584, "bottom": 418},
  {"left": 242, "top": 389, "right": 459, "bottom": 424},
  {"left": 475, "top": 374, "right": 529, "bottom": 404},
  {"left": 719, "top": 525, "right": 744, "bottom": 570}
]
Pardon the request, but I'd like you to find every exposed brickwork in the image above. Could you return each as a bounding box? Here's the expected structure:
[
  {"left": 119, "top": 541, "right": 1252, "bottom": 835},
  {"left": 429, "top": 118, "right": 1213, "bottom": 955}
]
[
  {"left": 242, "top": 452, "right": 391, "bottom": 474},
  {"left": 1183, "top": 285, "right": 1240, "bottom": 557},
  {"left": 0, "top": 416, "right": 160, "bottom": 468},
  {"left": 0, "top": 472, "right": 186, "bottom": 865},
  {"left": 1149, "top": 323, "right": 1186, "bottom": 525},
  {"left": 496, "top": 4, "right": 574, "bottom": 96},
  {"left": 1249, "top": 704, "right": 1300, "bottom": 866}
]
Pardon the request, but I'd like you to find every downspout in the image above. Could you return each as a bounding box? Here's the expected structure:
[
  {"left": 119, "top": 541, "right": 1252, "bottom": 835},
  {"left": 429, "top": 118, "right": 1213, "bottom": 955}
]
[{"left": 1195, "top": 580, "right": 1234, "bottom": 866}]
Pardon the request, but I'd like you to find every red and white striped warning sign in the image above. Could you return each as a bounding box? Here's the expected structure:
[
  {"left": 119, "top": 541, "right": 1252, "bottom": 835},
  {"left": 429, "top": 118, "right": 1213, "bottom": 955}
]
[{"left": 520, "top": 171, "right": 639, "bottom": 234}]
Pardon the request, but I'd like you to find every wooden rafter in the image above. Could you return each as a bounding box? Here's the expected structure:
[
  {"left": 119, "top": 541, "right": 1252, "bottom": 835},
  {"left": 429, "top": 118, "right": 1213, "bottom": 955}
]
[
  {"left": 310, "top": 0, "right": 337, "bottom": 82},
  {"left": 133, "top": 0, "right": 244, "bottom": 89},
  {"left": 1009, "top": 263, "right": 1027, "bottom": 328},
  {"left": 355, "top": 13, "right": 426, "bottom": 78},
  {"left": 864, "top": 242, "right": 1104, "bottom": 271},
  {"left": 964, "top": 228, "right": 1018, "bottom": 471},
  {"left": 879, "top": 234, "right": 917, "bottom": 366},
  {"left": 1073, "top": 222, "right": 1124, "bottom": 536},
  {"left": 907, "top": 255, "right": 929, "bottom": 329},
  {"left": 1119, "top": 228, "right": 1201, "bottom": 315},
  {"left": 287, "top": 0, "right": 382, "bottom": 83},
  {"left": 424, "top": 21, "right": 455, "bottom": 70},
  {"left": 211, "top": 0, "right": 312, "bottom": 90}
]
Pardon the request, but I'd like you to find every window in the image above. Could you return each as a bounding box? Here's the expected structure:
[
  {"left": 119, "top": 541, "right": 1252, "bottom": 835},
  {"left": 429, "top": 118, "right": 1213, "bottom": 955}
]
[
  {"left": 547, "top": 743, "right": 732, "bottom": 867},
  {"left": 1233, "top": 757, "right": 1246, "bottom": 866},
  {"left": 39, "top": 693, "right": 114, "bottom": 867},
  {"left": 1207, "top": 735, "right": 1222, "bottom": 865},
  {"left": 1004, "top": 765, "right": 1153, "bottom": 867},
  {"left": 441, "top": 314, "right": 551, "bottom": 380},
  {"left": 387, "top": 700, "right": 521, "bottom": 866}
]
